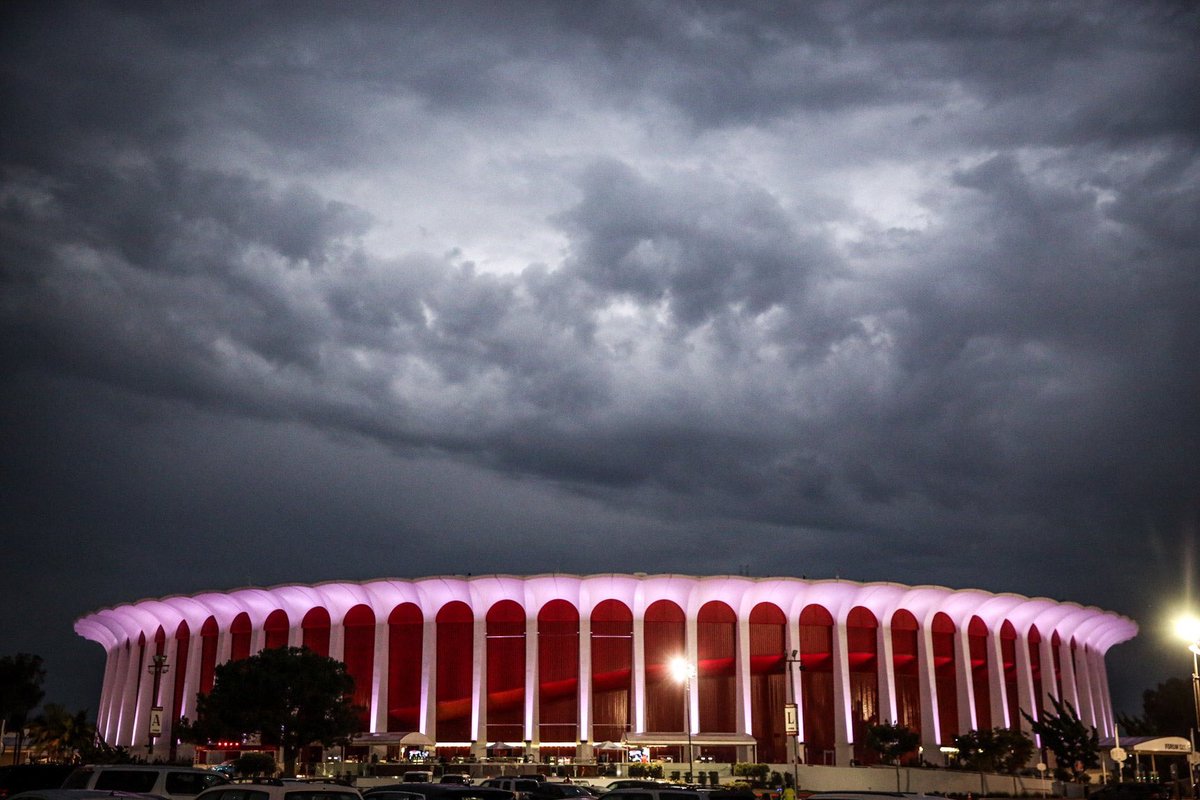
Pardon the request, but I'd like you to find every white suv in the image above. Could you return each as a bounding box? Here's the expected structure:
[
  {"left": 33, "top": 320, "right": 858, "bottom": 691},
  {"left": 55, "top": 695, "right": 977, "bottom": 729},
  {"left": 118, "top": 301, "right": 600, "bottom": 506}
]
[
  {"left": 63, "top": 766, "right": 229, "bottom": 800},
  {"left": 195, "top": 781, "right": 361, "bottom": 800}
]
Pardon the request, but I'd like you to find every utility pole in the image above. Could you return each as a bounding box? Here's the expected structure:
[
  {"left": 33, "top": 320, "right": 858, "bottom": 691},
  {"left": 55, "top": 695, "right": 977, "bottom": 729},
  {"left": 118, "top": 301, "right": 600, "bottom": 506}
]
[{"left": 146, "top": 654, "right": 169, "bottom": 759}]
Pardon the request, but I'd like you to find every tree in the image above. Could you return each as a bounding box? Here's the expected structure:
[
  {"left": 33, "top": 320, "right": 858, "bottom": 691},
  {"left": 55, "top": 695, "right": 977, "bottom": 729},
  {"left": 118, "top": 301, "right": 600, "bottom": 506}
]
[
  {"left": 954, "top": 727, "right": 1036, "bottom": 774},
  {"left": 234, "top": 752, "right": 279, "bottom": 777},
  {"left": 27, "top": 704, "right": 96, "bottom": 763},
  {"left": 1117, "top": 678, "right": 1192, "bottom": 737},
  {"left": 179, "top": 647, "right": 359, "bottom": 776},
  {"left": 1023, "top": 697, "right": 1099, "bottom": 782},
  {"left": 0, "top": 653, "right": 47, "bottom": 763},
  {"left": 865, "top": 721, "right": 920, "bottom": 765}
]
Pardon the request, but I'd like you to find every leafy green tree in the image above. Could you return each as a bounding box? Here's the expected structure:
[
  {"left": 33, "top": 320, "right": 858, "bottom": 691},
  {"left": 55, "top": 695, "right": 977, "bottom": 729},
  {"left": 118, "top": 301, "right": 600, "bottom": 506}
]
[
  {"left": 954, "top": 727, "right": 1035, "bottom": 774},
  {"left": 865, "top": 721, "right": 920, "bottom": 765},
  {"left": 0, "top": 653, "right": 47, "bottom": 763},
  {"left": 27, "top": 704, "right": 96, "bottom": 763},
  {"left": 1116, "top": 678, "right": 1192, "bottom": 737},
  {"left": 1022, "top": 697, "right": 1098, "bottom": 782},
  {"left": 179, "top": 647, "right": 359, "bottom": 776},
  {"left": 234, "top": 752, "right": 279, "bottom": 777}
]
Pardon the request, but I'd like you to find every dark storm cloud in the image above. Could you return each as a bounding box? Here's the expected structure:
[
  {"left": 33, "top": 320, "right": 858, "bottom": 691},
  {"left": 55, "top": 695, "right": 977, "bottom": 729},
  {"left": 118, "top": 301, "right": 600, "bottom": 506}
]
[{"left": 1, "top": 0, "right": 1198, "bottom": 714}]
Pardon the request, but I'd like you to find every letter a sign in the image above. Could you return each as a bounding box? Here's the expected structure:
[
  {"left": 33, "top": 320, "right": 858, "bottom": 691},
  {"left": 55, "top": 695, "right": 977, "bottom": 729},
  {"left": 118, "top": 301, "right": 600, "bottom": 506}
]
[{"left": 149, "top": 706, "right": 163, "bottom": 736}]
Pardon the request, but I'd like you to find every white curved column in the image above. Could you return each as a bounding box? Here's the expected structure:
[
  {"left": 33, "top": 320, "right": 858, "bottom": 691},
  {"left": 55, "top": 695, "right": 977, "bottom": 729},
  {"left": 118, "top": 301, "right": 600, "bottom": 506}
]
[
  {"left": 685, "top": 612, "right": 699, "bottom": 735},
  {"left": 371, "top": 620, "right": 388, "bottom": 733},
  {"left": 1058, "top": 638, "right": 1080, "bottom": 713},
  {"left": 525, "top": 614, "right": 537, "bottom": 744},
  {"left": 578, "top": 613, "right": 592, "bottom": 745},
  {"left": 917, "top": 622, "right": 939, "bottom": 754},
  {"left": 877, "top": 623, "right": 897, "bottom": 725},
  {"left": 986, "top": 628, "right": 1008, "bottom": 728},
  {"left": 736, "top": 614, "right": 751, "bottom": 736},
  {"left": 130, "top": 642, "right": 154, "bottom": 749},
  {"left": 329, "top": 622, "right": 345, "bottom": 662},
  {"left": 632, "top": 614, "right": 646, "bottom": 732},
  {"left": 116, "top": 639, "right": 142, "bottom": 746},
  {"left": 96, "top": 645, "right": 121, "bottom": 742},
  {"left": 831, "top": 619, "right": 852, "bottom": 764},
  {"left": 954, "top": 625, "right": 974, "bottom": 734},
  {"left": 1013, "top": 631, "right": 1036, "bottom": 736},
  {"left": 421, "top": 617, "right": 437, "bottom": 739},
  {"left": 103, "top": 642, "right": 132, "bottom": 743},
  {"left": 180, "top": 630, "right": 204, "bottom": 721},
  {"left": 471, "top": 615, "right": 486, "bottom": 753}
]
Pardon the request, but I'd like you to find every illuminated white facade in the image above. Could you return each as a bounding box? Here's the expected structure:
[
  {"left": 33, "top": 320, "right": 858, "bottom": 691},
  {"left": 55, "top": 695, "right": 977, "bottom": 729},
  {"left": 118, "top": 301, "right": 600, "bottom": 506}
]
[{"left": 75, "top": 574, "right": 1136, "bottom": 765}]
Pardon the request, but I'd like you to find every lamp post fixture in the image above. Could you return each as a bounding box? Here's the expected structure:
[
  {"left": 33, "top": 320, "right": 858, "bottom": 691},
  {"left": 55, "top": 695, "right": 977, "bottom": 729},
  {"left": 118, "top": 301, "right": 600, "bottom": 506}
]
[
  {"left": 785, "top": 649, "right": 805, "bottom": 791},
  {"left": 670, "top": 657, "right": 697, "bottom": 785},
  {"left": 1173, "top": 615, "right": 1200, "bottom": 787},
  {"left": 145, "top": 654, "right": 169, "bottom": 758}
]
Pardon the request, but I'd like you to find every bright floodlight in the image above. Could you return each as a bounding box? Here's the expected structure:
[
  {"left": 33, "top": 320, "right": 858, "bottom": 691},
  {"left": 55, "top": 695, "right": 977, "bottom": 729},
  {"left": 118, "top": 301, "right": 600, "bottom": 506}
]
[
  {"left": 1175, "top": 615, "right": 1200, "bottom": 644},
  {"left": 669, "top": 656, "right": 694, "bottom": 682}
]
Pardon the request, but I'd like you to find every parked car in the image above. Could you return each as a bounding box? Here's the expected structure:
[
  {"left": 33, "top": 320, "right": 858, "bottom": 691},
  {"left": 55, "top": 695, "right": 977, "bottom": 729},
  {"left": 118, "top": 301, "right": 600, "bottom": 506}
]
[
  {"left": 529, "top": 785, "right": 596, "bottom": 800},
  {"left": 8, "top": 790, "right": 167, "bottom": 800},
  {"left": 62, "top": 766, "right": 228, "bottom": 800},
  {"left": 437, "top": 778, "right": 471, "bottom": 787},
  {"left": 401, "top": 776, "right": 432, "bottom": 786},
  {"left": 478, "top": 781, "right": 538, "bottom": 800},
  {"left": 365, "top": 785, "right": 512, "bottom": 800},
  {"left": 0, "top": 765, "right": 77, "bottom": 800},
  {"left": 597, "top": 788, "right": 703, "bottom": 800},
  {"left": 195, "top": 780, "right": 360, "bottom": 800}
]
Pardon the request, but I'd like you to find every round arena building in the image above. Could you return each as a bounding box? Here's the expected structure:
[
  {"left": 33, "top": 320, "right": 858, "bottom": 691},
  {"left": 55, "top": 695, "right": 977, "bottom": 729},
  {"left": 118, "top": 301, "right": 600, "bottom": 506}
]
[{"left": 75, "top": 573, "right": 1136, "bottom": 767}]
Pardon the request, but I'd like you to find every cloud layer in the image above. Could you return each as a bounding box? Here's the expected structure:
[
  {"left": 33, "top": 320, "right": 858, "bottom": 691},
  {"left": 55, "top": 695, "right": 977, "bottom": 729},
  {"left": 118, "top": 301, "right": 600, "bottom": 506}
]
[{"left": 2, "top": 1, "right": 1197, "bottom": 713}]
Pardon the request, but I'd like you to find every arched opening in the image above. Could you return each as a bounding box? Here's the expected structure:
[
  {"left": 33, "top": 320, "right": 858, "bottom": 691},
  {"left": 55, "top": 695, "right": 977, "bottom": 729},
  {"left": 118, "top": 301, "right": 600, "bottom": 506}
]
[
  {"left": 387, "top": 603, "right": 423, "bottom": 732},
  {"left": 968, "top": 617, "right": 991, "bottom": 730},
  {"left": 199, "top": 616, "right": 218, "bottom": 695},
  {"left": 344, "top": 604, "right": 376, "bottom": 729},
  {"left": 436, "top": 601, "right": 473, "bottom": 742},
  {"left": 1000, "top": 620, "right": 1019, "bottom": 728},
  {"left": 644, "top": 599, "right": 686, "bottom": 737},
  {"left": 230, "top": 613, "right": 252, "bottom": 661},
  {"left": 847, "top": 606, "right": 879, "bottom": 764},
  {"left": 302, "top": 607, "right": 331, "bottom": 657},
  {"left": 171, "top": 621, "right": 190, "bottom": 721},
  {"left": 1028, "top": 625, "right": 1044, "bottom": 721},
  {"left": 931, "top": 612, "right": 957, "bottom": 743},
  {"left": 264, "top": 609, "right": 289, "bottom": 650},
  {"left": 799, "top": 604, "right": 835, "bottom": 765},
  {"left": 749, "top": 602, "right": 786, "bottom": 763},
  {"left": 591, "top": 599, "right": 633, "bottom": 745},
  {"left": 538, "top": 599, "right": 579, "bottom": 752},
  {"left": 486, "top": 600, "right": 526, "bottom": 746},
  {"left": 890, "top": 609, "right": 921, "bottom": 762}
]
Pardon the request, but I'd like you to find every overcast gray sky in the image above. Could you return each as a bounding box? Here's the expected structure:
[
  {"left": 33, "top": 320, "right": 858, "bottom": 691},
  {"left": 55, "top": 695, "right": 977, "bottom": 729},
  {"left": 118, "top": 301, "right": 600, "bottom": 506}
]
[{"left": 2, "top": 1, "right": 1197, "bottom": 719}]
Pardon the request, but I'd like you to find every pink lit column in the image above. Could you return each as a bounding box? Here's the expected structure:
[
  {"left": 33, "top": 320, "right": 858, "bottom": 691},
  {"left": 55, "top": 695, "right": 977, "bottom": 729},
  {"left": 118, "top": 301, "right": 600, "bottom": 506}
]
[
  {"left": 986, "top": 627, "right": 1009, "bottom": 728},
  {"left": 116, "top": 639, "right": 142, "bottom": 746},
  {"left": 953, "top": 622, "right": 975, "bottom": 733},
  {"left": 372, "top": 619, "right": 389, "bottom": 733},
  {"left": 632, "top": 613, "right": 647, "bottom": 732},
  {"left": 525, "top": 614, "right": 538, "bottom": 746},
  {"left": 916, "top": 621, "right": 940, "bottom": 757},
  {"left": 876, "top": 622, "right": 897, "bottom": 727},
  {"left": 830, "top": 617, "right": 853, "bottom": 765},
  {"left": 1058, "top": 639, "right": 1079, "bottom": 712},
  {"left": 471, "top": 614, "right": 486, "bottom": 755},
  {"left": 1013, "top": 630, "right": 1037, "bottom": 736},
  {"left": 421, "top": 617, "right": 437, "bottom": 740},
  {"left": 577, "top": 612, "right": 593, "bottom": 759}
]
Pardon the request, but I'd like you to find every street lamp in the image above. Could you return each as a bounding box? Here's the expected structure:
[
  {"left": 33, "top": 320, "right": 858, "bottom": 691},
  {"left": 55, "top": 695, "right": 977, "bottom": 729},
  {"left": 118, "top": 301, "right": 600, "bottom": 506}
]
[
  {"left": 785, "top": 650, "right": 804, "bottom": 791},
  {"left": 670, "top": 657, "right": 697, "bottom": 785},
  {"left": 1173, "top": 615, "right": 1200, "bottom": 787}
]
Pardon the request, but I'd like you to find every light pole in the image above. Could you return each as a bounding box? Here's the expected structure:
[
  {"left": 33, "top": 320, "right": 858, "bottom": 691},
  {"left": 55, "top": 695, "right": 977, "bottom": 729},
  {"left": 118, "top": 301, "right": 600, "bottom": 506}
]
[
  {"left": 785, "top": 650, "right": 804, "bottom": 792},
  {"left": 146, "top": 653, "right": 169, "bottom": 758},
  {"left": 670, "top": 657, "right": 697, "bottom": 785},
  {"left": 1173, "top": 615, "right": 1200, "bottom": 791}
]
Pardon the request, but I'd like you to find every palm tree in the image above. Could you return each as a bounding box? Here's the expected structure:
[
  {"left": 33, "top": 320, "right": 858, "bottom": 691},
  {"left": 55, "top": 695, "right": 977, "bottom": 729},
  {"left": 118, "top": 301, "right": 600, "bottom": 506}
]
[{"left": 27, "top": 704, "right": 95, "bottom": 763}]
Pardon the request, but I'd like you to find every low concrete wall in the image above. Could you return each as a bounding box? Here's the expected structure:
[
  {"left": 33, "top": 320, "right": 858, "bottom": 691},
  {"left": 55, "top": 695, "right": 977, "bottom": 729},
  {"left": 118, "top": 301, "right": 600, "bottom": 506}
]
[{"left": 781, "top": 764, "right": 1053, "bottom": 796}]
